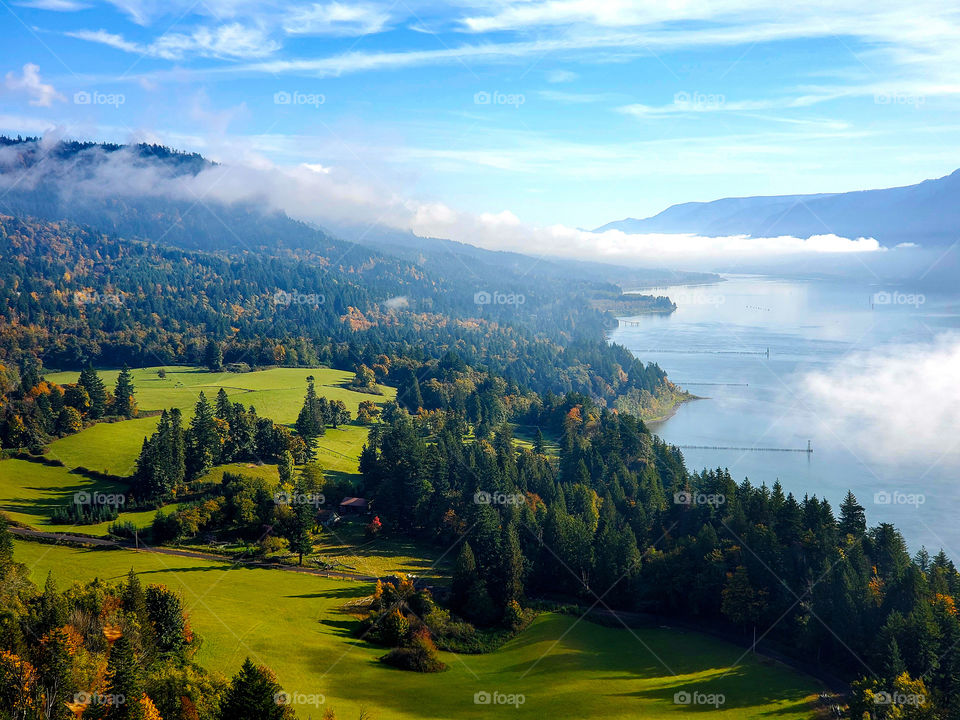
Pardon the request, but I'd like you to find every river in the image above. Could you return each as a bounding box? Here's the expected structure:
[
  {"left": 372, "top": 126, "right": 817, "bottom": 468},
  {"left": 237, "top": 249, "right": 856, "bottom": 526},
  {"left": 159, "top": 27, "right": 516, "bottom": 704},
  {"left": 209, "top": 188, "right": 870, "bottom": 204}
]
[{"left": 612, "top": 274, "right": 960, "bottom": 556}]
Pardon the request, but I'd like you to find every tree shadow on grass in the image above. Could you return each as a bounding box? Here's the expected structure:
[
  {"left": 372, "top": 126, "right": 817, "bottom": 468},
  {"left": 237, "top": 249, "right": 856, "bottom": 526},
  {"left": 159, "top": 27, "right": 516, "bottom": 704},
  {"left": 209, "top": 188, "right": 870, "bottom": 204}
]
[{"left": 287, "top": 585, "right": 370, "bottom": 601}]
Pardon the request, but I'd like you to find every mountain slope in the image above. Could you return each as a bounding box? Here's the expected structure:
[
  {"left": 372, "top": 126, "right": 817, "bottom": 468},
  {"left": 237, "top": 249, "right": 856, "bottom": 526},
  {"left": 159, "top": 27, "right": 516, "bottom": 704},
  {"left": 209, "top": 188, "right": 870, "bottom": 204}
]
[{"left": 595, "top": 169, "right": 960, "bottom": 246}]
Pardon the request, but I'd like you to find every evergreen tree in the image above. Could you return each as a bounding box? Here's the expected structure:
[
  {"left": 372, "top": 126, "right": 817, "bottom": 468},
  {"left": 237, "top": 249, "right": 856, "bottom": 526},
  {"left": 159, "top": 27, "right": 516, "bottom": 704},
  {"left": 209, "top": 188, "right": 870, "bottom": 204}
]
[
  {"left": 186, "top": 393, "right": 218, "bottom": 478},
  {"left": 884, "top": 637, "right": 906, "bottom": 683},
  {"left": 533, "top": 428, "right": 545, "bottom": 454},
  {"left": 113, "top": 365, "right": 136, "bottom": 418},
  {"left": 215, "top": 388, "right": 232, "bottom": 420},
  {"left": 79, "top": 364, "right": 107, "bottom": 419},
  {"left": 122, "top": 569, "right": 156, "bottom": 658},
  {"left": 103, "top": 634, "right": 144, "bottom": 720},
  {"left": 219, "top": 658, "right": 294, "bottom": 720},
  {"left": 838, "top": 490, "right": 867, "bottom": 538},
  {"left": 168, "top": 408, "right": 186, "bottom": 485},
  {"left": 34, "top": 572, "right": 66, "bottom": 637},
  {"left": 295, "top": 379, "right": 325, "bottom": 441},
  {"left": 0, "top": 515, "right": 13, "bottom": 579},
  {"left": 288, "top": 491, "right": 315, "bottom": 567},
  {"left": 452, "top": 542, "right": 478, "bottom": 610},
  {"left": 37, "top": 626, "right": 73, "bottom": 720},
  {"left": 395, "top": 366, "right": 423, "bottom": 413},
  {"left": 204, "top": 339, "right": 223, "bottom": 371},
  {"left": 495, "top": 523, "right": 525, "bottom": 611},
  {"left": 145, "top": 585, "right": 186, "bottom": 655},
  {"left": 277, "top": 451, "right": 294, "bottom": 486}
]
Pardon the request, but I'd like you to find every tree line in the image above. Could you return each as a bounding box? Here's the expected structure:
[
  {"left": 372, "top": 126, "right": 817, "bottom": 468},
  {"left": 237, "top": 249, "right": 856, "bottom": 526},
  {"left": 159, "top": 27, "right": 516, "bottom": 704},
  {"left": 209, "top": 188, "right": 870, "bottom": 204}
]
[{"left": 359, "top": 391, "right": 960, "bottom": 717}]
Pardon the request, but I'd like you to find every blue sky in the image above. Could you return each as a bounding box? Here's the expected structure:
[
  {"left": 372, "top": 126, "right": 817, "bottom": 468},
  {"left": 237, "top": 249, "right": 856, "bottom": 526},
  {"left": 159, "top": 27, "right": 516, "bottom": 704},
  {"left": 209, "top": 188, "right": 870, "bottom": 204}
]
[{"left": 2, "top": 0, "right": 960, "bottom": 254}]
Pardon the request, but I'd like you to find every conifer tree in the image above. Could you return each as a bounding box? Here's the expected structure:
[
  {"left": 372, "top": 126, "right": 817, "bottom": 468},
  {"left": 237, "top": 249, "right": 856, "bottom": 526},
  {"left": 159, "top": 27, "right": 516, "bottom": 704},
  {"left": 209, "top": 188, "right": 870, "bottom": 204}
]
[
  {"left": 204, "top": 339, "right": 223, "bottom": 371},
  {"left": 219, "top": 658, "right": 294, "bottom": 720},
  {"left": 79, "top": 364, "right": 107, "bottom": 419},
  {"left": 113, "top": 365, "right": 136, "bottom": 418},
  {"left": 838, "top": 490, "right": 867, "bottom": 538},
  {"left": 103, "top": 634, "right": 143, "bottom": 720},
  {"left": 186, "top": 392, "right": 218, "bottom": 478}
]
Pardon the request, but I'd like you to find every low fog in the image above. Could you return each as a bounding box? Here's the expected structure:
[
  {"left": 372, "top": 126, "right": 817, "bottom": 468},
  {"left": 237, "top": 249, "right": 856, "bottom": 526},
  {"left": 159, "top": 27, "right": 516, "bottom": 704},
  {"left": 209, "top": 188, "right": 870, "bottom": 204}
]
[{"left": 0, "top": 138, "right": 915, "bottom": 275}]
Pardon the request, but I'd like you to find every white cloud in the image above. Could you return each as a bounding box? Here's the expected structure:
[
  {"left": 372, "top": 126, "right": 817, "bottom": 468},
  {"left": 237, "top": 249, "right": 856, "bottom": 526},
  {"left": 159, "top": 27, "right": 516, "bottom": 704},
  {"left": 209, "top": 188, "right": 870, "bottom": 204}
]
[
  {"left": 3, "top": 64, "right": 65, "bottom": 107},
  {"left": 546, "top": 69, "right": 578, "bottom": 83},
  {"left": 384, "top": 295, "right": 409, "bottom": 309},
  {"left": 0, "top": 138, "right": 885, "bottom": 269},
  {"left": 410, "top": 214, "right": 881, "bottom": 265},
  {"left": 803, "top": 334, "right": 960, "bottom": 463},
  {"left": 67, "top": 29, "right": 141, "bottom": 53},
  {"left": 15, "top": 0, "right": 89, "bottom": 10},
  {"left": 0, "top": 113, "right": 63, "bottom": 133},
  {"left": 301, "top": 162, "right": 332, "bottom": 174},
  {"left": 538, "top": 89, "right": 618, "bottom": 104},
  {"left": 282, "top": 2, "right": 392, "bottom": 36},
  {"left": 68, "top": 23, "right": 280, "bottom": 60}
]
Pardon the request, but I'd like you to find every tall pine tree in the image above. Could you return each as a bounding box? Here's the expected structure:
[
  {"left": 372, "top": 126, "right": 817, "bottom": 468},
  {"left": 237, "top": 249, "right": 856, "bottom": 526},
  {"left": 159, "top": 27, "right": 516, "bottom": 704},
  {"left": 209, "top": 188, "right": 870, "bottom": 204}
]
[
  {"left": 113, "top": 365, "right": 136, "bottom": 418},
  {"left": 79, "top": 364, "right": 107, "bottom": 419}
]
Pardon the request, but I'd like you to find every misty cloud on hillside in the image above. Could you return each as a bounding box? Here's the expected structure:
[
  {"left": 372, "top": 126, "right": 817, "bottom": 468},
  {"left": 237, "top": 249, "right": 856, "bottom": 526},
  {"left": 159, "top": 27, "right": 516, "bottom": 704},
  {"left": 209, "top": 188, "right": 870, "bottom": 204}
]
[{"left": 0, "top": 138, "right": 883, "bottom": 269}]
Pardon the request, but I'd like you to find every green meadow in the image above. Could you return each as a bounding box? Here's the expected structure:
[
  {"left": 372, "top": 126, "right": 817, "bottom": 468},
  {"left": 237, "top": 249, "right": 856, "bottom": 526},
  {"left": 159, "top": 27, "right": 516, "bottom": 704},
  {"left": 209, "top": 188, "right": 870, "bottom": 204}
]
[
  {"left": 15, "top": 540, "right": 820, "bottom": 720},
  {"left": 0, "top": 366, "right": 391, "bottom": 535},
  {"left": 0, "top": 459, "right": 177, "bottom": 536},
  {"left": 45, "top": 365, "right": 392, "bottom": 475}
]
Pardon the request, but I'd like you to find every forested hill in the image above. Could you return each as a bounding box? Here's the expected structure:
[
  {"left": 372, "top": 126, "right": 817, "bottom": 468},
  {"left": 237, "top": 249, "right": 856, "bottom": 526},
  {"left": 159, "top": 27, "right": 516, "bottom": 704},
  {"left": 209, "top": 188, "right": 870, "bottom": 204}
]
[
  {"left": 0, "top": 136, "right": 339, "bottom": 255},
  {"left": 0, "top": 212, "right": 672, "bottom": 412},
  {"left": 0, "top": 136, "right": 688, "bottom": 410}
]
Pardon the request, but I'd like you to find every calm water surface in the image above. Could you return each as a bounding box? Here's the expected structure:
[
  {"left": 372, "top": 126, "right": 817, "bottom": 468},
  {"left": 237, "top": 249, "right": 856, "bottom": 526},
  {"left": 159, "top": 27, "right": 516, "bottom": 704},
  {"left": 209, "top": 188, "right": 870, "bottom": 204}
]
[{"left": 612, "top": 274, "right": 960, "bottom": 555}]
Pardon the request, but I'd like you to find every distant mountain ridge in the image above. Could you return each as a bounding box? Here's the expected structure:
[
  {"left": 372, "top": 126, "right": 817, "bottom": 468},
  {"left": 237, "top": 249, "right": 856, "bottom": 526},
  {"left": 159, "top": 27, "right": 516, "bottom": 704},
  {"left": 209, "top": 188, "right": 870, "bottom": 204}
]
[{"left": 595, "top": 169, "right": 960, "bottom": 246}]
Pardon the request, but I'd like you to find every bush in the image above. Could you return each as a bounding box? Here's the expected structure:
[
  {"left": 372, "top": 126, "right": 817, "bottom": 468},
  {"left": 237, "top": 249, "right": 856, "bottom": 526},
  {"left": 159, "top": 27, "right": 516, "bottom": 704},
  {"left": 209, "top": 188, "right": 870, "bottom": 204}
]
[
  {"left": 504, "top": 599, "right": 525, "bottom": 630},
  {"left": 260, "top": 536, "right": 288, "bottom": 555},
  {"left": 408, "top": 589, "right": 436, "bottom": 617},
  {"left": 380, "top": 628, "right": 446, "bottom": 673},
  {"left": 379, "top": 609, "right": 410, "bottom": 647},
  {"left": 108, "top": 520, "right": 138, "bottom": 539}
]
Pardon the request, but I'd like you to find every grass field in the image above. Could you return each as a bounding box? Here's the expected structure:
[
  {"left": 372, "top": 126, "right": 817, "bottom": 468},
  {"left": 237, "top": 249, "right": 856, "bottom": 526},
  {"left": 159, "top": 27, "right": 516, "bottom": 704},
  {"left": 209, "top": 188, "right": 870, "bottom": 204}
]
[
  {"left": 1, "top": 366, "right": 391, "bottom": 535},
  {"left": 14, "top": 540, "right": 820, "bottom": 720},
  {"left": 0, "top": 459, "right": 177, "bottom": 536},
  {"left": 45, "top": 365, "right": 394, "bottom": 476},
  {"left": 316, "top": 519, "right": 451, "bottom": 581}
]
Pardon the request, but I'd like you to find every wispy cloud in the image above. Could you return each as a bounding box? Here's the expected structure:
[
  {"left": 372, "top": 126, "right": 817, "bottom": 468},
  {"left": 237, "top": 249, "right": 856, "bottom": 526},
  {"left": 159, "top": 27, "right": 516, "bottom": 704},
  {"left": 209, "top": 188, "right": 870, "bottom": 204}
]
[
  {"left": 281, "top": 2, "right": 392, "bottom": 36},
  {"left": 3, "top": 63, "right": 65, "bottom": 107},
  {"left": 15, "top": 0, "right": 89, "bottom": 10},
  {"left": 67, "top": 23, "right": 280, "bottom": 60},
  {"left": 538, "top": 89, "right": 619, "bottom": 104},
  {"left": 545, "top": 69, "right": 577, "bottom": 83}
]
